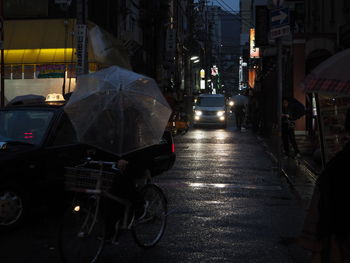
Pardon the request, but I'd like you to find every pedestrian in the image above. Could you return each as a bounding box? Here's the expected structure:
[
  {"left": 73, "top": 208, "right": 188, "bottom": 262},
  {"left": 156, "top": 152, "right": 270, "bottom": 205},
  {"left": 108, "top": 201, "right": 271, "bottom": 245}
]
[
  {"left": 233, "top": 94, "right": 248, "bottom": 131},
  {"left": 282, "top": 98, "right": 301, "bottom": 158},
  {"left": 234, "top": 105, "right": 245, "bottom": 131},
  {"left": 299, "top": 107, "right": 350, "bottom": 262}
]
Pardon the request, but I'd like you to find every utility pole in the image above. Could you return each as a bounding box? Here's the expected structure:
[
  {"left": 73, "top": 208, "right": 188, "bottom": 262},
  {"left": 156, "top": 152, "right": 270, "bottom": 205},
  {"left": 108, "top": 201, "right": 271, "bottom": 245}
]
[
  {"left": 203, "top": 0, "right": 210, "bottom": 93},
  {"left": 0, "top": 0, "right": 4, "bottom": 108},
  {"left": 269, "top": 0, "right": 289, "bottom": 173},
  {"left": 276, "top": 37, "right": 283, "bottom": 172}
]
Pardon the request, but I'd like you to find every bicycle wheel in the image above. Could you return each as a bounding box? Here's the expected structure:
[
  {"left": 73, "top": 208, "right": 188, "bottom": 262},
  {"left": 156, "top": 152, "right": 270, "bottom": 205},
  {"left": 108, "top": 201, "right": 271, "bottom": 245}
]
[
  {"left": 132, "top": 184, "right": 167, "bottom": 247},
  {"left": 58, "top": 197, "right": 105, "bottom": 263}
]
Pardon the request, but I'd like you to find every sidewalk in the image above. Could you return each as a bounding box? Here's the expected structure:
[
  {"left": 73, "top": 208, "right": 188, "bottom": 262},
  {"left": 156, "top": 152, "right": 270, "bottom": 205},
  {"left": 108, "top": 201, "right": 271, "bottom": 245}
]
[{"left": 257, "top": 135, "right": 321, "bottom": 209}]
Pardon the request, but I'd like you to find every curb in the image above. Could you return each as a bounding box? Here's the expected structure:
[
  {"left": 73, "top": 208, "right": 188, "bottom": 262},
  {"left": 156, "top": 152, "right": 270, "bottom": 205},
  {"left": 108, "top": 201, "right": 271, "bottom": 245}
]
[
  {"left": 257, "top": 135, "right": 317, "bottom": 205},
  {"left": 264, "top": 147, "right": 304, "bottom": 204}
]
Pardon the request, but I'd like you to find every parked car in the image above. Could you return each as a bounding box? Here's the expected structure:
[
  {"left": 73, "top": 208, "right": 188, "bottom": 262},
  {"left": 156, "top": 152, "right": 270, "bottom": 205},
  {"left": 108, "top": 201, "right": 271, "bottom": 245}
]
[
  {"left": 193, "top": 94, "right": 227, "bottom": 128},
  {"left": 0, "top": 99, "right": 176, "bottom": 231}
]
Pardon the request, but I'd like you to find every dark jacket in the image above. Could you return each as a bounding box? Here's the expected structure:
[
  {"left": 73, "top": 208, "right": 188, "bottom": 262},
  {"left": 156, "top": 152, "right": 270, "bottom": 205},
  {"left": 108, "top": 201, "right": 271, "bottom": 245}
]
[
  {"left": 317, "top": 142, "right": 350, "bottom": 241},
  {"left": 282, "top": 106, "right": 297, "bottom": 129}
]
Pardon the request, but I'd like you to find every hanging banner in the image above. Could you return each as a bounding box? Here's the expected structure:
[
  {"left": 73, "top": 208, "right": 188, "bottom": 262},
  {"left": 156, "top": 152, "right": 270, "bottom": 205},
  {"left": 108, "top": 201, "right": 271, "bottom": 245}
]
[{"left": 36, "top": 64, "right": 65, "bottom": 78}]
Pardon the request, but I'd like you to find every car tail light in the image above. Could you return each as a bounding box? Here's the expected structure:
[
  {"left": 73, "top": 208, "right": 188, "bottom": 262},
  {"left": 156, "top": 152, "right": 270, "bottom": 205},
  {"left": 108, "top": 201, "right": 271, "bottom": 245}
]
[
  {"left": 24, "top": 132, "right": 33, "bottom": 139},
  {"left": 171, "top": 143, "right": 175, "bottom": 153}
]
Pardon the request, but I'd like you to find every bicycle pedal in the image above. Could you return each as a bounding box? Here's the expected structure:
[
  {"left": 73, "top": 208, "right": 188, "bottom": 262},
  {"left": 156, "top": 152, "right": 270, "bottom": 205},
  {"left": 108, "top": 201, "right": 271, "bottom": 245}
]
[
  {"left": 105, "top": 235, "right": 120, "bottom": 246},
  {"left": 110, "top": 233, "right": 120, "bottom": 245},
  {"left": 110, "top": 240, "right": 120, "bottom": 246},
  {"left": 77, "top": 231, "right": 85, "bottom": 238}
]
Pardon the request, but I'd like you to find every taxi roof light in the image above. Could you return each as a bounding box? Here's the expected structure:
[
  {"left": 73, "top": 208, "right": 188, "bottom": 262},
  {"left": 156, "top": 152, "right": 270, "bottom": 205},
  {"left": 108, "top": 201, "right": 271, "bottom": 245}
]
[{"left": 46, "top": 93, "right": 65, "bottom": 102}]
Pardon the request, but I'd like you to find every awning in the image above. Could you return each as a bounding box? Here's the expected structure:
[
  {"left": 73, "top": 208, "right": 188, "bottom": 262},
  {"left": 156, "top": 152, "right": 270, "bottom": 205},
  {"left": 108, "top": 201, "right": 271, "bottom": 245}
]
[
  {"left": 4, "top": 48, "right": 75, "bottom": 64},
  {"left": 3, "top": 19, "right": 131, "bottom": 69},
  {"left": 5, "top": 19, "right": 76, "bottom": 50}
]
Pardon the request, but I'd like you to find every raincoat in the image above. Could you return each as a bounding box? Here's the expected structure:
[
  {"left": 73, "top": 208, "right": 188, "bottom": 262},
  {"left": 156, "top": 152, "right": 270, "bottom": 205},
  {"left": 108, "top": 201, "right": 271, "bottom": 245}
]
[{"left": 299, "top": 142, "right": 350, "bottom": 262}]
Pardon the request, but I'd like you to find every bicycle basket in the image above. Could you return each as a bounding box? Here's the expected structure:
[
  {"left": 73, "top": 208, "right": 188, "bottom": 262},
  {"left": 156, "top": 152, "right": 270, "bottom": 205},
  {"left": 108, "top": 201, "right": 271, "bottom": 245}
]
[{"left": 64, "top": 167, "right": 115, "bottom": 192}]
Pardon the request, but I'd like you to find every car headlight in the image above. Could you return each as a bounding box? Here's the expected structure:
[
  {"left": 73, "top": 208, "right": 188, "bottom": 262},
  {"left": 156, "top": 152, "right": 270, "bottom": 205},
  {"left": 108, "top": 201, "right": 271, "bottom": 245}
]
[
  {"left": 195, "top": 110, "right": 202, "bottom": 116},
  {"left": 217, "top": 111, "right": 225, "bottom": 117},
  {"left": 229, "top": 101, "right": 234, "bottom": 106}
]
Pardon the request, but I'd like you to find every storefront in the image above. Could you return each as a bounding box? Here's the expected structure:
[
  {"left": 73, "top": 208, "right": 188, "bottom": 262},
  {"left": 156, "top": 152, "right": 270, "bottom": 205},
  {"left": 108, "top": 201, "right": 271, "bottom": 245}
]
[
  {"left": 312, "top": 94, "right": 350, "bottom": 168},
  {"left": 304, "top": 48, "right": 350, "bottom": 168},
  {"left": 3, "top": 19, "right": 131, "bottom": 103}
]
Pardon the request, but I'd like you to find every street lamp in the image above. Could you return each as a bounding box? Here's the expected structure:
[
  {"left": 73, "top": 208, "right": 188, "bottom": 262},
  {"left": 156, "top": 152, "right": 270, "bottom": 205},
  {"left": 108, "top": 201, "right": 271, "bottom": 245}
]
[{"left": 190, "top": 58, "right": 201, "bottom": 93}]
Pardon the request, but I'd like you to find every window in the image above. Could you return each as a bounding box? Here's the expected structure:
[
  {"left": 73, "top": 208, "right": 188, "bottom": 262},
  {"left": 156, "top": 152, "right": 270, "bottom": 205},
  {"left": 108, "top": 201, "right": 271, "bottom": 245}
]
[
  {"left": 197, "top": 96, "right": 225, "bottom": 107},
  {"left": 0, "top": 110, "right": 54, "bottom": 145}
]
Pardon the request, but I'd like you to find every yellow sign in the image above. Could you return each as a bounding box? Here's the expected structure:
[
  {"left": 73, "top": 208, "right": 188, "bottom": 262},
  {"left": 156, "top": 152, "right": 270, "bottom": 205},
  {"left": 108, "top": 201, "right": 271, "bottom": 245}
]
[{"left": 200, "top": 69, "right": 205, "bottom": 79}]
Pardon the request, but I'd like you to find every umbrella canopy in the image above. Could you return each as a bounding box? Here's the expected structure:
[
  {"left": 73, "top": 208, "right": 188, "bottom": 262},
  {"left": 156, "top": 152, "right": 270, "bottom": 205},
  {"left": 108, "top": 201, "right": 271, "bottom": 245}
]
[
  {"left": 232, "top": 94, "right": 249, "bottom": 106},
  {"left": 283, "top": 97, "right": 306, "bottom": 120},
  {"left": 303, "top": 48, "right": 350, "bottom": 96},
  {"left": 64, "top": 66, "right": 172, "bottom": 156}
]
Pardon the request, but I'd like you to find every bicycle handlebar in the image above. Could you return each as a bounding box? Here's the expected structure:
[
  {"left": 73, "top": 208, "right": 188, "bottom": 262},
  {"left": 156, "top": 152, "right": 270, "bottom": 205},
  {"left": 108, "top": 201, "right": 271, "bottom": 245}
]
[{"left": 79, "top": 157, "right": 119, "bottom": 171}]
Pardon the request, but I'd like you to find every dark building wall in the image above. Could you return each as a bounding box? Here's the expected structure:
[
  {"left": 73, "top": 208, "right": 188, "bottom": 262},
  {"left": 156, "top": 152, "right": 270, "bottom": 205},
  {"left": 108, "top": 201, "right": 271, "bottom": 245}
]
[
  {"left": 221, "top": 13, "right": 240, "bottom": 44},
  {"left": 259, "top": 56, "right": 277, "bottom": 137},
  {"left": 220, "top": 11, "right": 240, "bottom": 93},
  {"left": 4, "top": 0, "right": 120, "bottom": 36},
  {"left": 137, "top": 0, "right": 170, "bottom": 80}
]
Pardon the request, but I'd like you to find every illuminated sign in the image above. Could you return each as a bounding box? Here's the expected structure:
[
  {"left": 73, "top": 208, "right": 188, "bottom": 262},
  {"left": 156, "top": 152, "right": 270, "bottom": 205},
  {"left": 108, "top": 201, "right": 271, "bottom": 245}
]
[
  {"left": 250, "top": 28, "right": 260, "bottom": 58},
  {"left": 36, "top": 65, "right": 65, "bottom": 78},
  {"left": 211, "top": 65, "right": 218, "bottom": 76},
  {"left": 200, "top": 80, "right": 205, "bottom": 90},
  {"left": 200, "top": 69, "right": 205, "bottom": 79}
]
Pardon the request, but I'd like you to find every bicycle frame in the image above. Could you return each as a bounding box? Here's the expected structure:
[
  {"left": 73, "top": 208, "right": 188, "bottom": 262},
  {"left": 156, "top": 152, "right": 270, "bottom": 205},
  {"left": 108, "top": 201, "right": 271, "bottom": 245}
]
[
  {"left": 59, "top": 159, "right": 168, "bottom": 263},
  {"left": 74, "top": 160, "right": 135, "bottom": 232}
]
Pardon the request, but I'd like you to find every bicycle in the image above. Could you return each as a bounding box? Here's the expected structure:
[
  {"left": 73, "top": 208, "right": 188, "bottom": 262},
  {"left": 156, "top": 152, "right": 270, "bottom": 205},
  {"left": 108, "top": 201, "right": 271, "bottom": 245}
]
[{"left": 58, "top": 159, "right": 168, "bottom": 263}]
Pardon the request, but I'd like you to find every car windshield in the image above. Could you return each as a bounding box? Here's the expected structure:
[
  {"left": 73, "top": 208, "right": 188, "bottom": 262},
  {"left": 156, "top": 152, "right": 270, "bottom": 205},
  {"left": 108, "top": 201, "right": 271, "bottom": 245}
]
[
  {"left": 197, "top": 97, "right": 225, "bottom": 107},
  {"left": 0, "top": 110, "right": 54, "bottom": 145}
]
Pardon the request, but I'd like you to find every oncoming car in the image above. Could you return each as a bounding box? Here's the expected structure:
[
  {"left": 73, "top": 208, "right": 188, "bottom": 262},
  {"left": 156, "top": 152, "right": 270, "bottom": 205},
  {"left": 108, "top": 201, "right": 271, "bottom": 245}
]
[{"left": 193, "top": 94, "right": 227, "bottom": 128}]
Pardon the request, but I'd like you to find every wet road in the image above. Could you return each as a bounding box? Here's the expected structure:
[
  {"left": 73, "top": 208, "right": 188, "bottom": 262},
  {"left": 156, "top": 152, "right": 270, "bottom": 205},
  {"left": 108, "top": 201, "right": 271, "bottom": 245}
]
[{"left": 0, "top": 115, "right": 310, "bottom": 263}]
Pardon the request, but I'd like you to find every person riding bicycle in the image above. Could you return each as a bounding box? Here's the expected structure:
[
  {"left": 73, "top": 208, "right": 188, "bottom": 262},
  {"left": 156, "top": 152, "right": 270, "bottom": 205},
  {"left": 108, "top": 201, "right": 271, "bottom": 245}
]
[{"left": 101, "top": 153, "right": 150, "bottom": 239}]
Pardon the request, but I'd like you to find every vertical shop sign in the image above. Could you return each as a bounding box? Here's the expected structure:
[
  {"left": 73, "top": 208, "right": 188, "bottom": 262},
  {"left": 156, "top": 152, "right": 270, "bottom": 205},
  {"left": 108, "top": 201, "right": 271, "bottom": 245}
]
[
  {"left": 76, "top": 0, "right": 88, "bottom": 76},
  {"left": 250, "top": 28, "right": 260, "bottom": 58},
  {"left": 76, "top": 24, "right": 87, "bottom": 75}
]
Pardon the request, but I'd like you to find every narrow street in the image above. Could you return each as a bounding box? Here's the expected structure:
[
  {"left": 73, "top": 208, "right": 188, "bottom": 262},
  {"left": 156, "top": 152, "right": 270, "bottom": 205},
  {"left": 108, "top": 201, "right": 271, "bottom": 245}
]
[
  {"left": 0, "top": 114, "right": 311, "bottom": 263},
  {"left": 1, "top": 1, "right": 349, "bottom": 262}
]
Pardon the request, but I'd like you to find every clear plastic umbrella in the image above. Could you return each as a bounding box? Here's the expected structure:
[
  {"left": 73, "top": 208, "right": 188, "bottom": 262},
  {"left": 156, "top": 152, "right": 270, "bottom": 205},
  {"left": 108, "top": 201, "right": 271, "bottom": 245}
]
[{"left": 64, "top": 66, "right": 172, "bottom": 156}]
